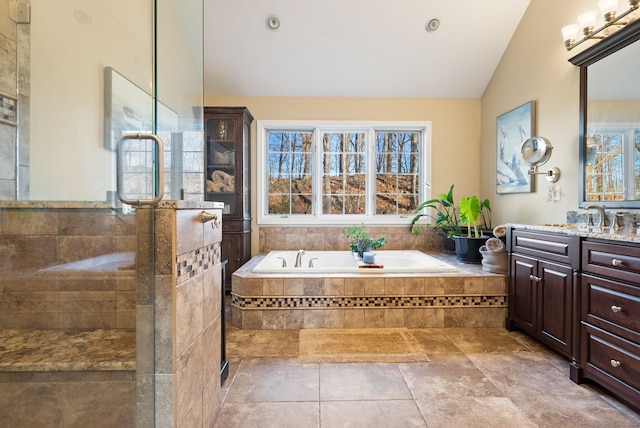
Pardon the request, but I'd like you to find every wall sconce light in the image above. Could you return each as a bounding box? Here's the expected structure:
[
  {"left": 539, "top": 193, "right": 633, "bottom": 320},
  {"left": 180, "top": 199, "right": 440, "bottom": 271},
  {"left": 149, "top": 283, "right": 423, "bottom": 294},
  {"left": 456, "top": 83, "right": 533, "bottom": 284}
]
[
  {"left": 562, "top": 0, "right": 639, "bottom": 50},
  {"left": 521, "top": 137, "right": 561, "bottom": 183}
]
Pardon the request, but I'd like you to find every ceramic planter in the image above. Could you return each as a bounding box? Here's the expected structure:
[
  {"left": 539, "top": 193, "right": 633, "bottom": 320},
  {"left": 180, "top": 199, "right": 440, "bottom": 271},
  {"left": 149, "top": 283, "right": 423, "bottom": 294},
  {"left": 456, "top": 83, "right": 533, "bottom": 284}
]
[{"left": 454, "top": 235, "right": 490, "bottom": 263}]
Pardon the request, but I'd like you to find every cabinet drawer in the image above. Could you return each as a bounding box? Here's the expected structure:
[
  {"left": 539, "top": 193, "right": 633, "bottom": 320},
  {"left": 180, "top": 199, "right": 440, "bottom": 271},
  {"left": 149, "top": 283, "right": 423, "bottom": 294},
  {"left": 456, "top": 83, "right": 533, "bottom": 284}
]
[
  {"left": 510, "top": 230, "right": 578, "bottom": 265},
  {"left": 583, "top": 274, "right": 640, "bottom": 333},
  {"left": 582, "top": 324, "right": 640, "bottom": 393},
  {"left": 582, "top": 240, "right": 640, "bottom": 284}
]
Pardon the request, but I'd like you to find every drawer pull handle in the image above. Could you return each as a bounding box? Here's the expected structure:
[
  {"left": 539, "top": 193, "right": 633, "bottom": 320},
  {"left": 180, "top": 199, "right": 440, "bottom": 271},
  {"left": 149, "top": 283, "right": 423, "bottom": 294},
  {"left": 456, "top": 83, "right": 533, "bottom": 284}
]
[
  {"left": 611, "top": 258, "right": 624, "bottom": 267},
  {"left": 529, "top": 275, "right": 541, "bottom": 282},
  {"left": 610, "top": 359, "right": 621, "bottom": 368},
  {"left": 611, "top": 305, "right": 622, "bottom": 313}
]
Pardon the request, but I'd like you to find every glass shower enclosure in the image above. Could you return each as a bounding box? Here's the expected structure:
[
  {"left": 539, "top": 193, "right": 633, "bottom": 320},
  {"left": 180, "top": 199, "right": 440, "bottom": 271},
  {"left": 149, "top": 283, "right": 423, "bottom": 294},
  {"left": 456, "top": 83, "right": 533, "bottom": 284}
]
[{"left": 0, "top": 0, "right": 204, "bottom": 426}]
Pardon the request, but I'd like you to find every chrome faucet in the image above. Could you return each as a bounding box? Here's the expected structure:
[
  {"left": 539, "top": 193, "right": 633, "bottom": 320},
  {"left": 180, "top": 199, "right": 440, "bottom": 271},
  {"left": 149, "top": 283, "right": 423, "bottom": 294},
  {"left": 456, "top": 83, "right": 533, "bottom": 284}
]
[
  {"left": 584, "top": 204, "right": 606, "bottom": 228},
  {"left": 295, "top": 249, "right": 305, "bottom": 267}
]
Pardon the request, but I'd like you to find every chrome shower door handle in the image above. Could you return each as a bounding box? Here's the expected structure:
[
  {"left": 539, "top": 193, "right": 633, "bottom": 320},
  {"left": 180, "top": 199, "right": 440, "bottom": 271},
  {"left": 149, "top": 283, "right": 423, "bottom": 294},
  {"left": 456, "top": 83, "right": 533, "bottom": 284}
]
[{"left": 117, "top": 133, "right": 164, "bottom": 206}]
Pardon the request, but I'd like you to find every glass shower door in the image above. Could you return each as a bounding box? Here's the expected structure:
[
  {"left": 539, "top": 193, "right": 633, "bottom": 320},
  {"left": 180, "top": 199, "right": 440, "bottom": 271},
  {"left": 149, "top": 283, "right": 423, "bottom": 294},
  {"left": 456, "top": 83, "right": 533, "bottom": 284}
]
[{"left": 0, "top": 0, "right": 203, "bottom": 426}]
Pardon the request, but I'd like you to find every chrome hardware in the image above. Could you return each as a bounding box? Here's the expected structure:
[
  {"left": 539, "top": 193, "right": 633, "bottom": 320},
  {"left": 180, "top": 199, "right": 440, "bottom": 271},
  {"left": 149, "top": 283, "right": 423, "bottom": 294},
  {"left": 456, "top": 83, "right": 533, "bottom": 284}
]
[
  {"left": 610, "top": 359, "right": 621, "bottom": 368},
  {"left": 587, "top": 213, "right": 594, "bottom": 227},
  {"left": 277, "top": 257, "right": 287, "bottom": 267},
  {"left": 295, "top": 249, "right": 305, "bottom": 267},
  {"left": 200, "top": 211, "right": 220, "bottom": 228},
  {"left": 612, "top": 258, "right": 624, "bottom": 267},
  {"left": 584, "top": 204, "right": 606, "bottom": 228},
  {"left": 529, "top": 275, "right": 541, "bottom": 282},
  {"left": 611, "top": 305, "right": 622, "bottom": 313},
  {"left": 308, "top": 258, "right": 318, "bottom": 268},
  {"left": 613, "top": 213, "right": 623, "bottom": 230},
  {"left": 117, "top": 133, "right": 164, "bottom": 205}
]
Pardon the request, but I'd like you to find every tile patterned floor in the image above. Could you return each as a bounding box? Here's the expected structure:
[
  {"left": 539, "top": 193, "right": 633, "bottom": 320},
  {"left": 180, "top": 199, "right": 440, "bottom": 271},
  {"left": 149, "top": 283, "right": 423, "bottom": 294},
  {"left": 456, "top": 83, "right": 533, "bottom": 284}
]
[{"left": 217, "top": 317, "right": 640, "bottom": 427}]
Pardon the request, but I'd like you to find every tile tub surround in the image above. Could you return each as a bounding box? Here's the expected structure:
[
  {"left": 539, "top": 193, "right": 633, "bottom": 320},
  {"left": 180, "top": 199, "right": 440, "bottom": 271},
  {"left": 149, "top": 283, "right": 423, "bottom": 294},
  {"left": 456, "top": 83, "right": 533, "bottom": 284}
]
[
  {"left": 231, "top": 253, "right": 507, "bottom": 330},
  {"left": 259, "top": 225, "right": 443, "bottom": 253}
]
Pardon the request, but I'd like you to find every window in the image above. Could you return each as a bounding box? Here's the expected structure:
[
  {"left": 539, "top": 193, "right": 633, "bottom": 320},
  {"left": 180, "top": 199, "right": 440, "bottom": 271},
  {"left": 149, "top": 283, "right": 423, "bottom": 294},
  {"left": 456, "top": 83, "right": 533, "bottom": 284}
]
[
  {"left": 257, "top": 121, "right": 431, "bottom": 225},
  {"left": 585, "top": 124, "right": 640, "bottom": 201}
]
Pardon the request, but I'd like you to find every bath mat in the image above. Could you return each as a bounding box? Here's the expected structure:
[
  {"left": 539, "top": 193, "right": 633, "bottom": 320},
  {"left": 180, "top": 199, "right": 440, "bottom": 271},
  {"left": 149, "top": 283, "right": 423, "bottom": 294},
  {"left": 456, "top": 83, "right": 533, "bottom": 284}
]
[{"left": 298, "top": 328, "right": 429, "bottom": 363}]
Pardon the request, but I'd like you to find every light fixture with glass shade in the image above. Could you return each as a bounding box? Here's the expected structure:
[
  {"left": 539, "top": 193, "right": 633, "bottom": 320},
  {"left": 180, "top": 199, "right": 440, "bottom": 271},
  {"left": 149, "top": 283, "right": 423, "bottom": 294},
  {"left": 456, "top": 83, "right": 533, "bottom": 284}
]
[{"left": 561, "top": 0, "right": 639, "bottom": 50}]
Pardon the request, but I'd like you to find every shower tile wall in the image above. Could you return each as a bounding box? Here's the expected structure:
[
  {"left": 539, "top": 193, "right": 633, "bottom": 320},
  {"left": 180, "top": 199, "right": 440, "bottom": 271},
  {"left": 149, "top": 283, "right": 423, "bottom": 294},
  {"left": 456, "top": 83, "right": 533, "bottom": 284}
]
[
  {"left": 0, "top": 0, "right": 30, "bottom": 200},
  {"left": 145, "top": 205, "right": 224, "bottom": 428},
  {"left": 0, "top": 205, "right": 136, "bottom": 330}
]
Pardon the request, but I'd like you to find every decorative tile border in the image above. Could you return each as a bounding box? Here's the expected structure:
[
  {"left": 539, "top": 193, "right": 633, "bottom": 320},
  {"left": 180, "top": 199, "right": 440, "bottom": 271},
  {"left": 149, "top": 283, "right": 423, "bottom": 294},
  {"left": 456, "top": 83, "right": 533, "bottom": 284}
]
[
  {"left": 176, "top": 243, "right": 220, "bottom": 285},
  {"left": 0, "top": 93, "right": 17, "bottom": 125},
  {"left": 231, "top": 294, "right": 507, "bottom": 310}
]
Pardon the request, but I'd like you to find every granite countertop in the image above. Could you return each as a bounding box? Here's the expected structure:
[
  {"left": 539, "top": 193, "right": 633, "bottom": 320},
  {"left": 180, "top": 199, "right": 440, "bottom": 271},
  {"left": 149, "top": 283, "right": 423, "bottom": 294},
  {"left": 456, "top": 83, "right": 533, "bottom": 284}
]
[
  {"left": 0, "top": 329, "right": 135, "bottom": 372},
  {"left": 507, "top": 223, "right": 640, "bottom": 244}
]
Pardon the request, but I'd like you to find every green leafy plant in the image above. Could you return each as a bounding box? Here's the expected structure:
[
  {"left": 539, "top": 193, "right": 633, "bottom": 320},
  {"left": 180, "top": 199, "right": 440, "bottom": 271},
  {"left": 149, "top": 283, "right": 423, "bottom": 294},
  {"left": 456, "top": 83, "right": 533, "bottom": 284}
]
[
  {"left": 344, "top": 224, "right": 386, "bottom": 257},
  {"left": 410, "top": 184, "right": 461, "bottom": 238},
  {"left": 459, "top": 195, "right": 485, "bottom": 238},
  {"left": 479, "top": 198, "right": 492, "bottom": 231}
]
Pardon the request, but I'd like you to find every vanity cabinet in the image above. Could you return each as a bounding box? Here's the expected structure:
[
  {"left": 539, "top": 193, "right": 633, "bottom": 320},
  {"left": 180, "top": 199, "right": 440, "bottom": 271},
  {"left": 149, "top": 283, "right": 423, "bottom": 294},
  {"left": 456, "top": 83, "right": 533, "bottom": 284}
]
[
  {"left": 204, "top": 107, "right": 253, "bottom": 291},
  {"left": 507, "top": 229, "right": 580, "bottom": 358},
  {"left": 579, "top": 239, "right": 640, "bottom": 411}
]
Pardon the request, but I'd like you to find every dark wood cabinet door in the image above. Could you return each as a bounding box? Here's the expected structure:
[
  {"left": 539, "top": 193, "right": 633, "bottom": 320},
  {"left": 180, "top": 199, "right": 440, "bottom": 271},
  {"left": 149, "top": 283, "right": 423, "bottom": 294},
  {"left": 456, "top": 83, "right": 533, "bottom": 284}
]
[
  {"left": 538, "top": 260, "right": 573, "bottom": 356},
  {"left": 509, "top": 253, "right": 537, "bottom": 335}
]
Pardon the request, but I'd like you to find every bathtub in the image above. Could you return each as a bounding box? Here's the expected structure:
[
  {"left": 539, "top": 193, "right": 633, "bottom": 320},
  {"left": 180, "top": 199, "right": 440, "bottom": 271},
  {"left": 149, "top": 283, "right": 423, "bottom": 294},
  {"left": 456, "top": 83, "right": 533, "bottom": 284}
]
[
  {"left": 40, "top": 252, "right": 135, "bottom": 272},
  {"left": 251, "top": 250, "right": 457, "bottom": 274}
]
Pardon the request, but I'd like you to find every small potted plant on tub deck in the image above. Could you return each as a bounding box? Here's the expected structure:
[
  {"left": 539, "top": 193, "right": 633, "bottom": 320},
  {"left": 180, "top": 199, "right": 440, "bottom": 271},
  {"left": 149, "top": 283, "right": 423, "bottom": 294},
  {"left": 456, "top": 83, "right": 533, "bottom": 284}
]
[
  {"left": 345, "top": 224, "right": 386, "bottom": 259},
  {"left": 455, "top": 195, "right": 490, "bottom": 263}
]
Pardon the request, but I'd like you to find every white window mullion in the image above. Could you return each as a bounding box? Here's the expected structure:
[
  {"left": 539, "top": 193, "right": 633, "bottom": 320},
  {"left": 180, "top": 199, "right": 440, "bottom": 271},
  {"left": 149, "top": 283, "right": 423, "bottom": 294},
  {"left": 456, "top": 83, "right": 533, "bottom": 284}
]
[
  {"left": 366, "top": 128, "right": 376, "bottom": 217},
  {"left": 313, "top": 127, "right": 322, "bottom": 219}
]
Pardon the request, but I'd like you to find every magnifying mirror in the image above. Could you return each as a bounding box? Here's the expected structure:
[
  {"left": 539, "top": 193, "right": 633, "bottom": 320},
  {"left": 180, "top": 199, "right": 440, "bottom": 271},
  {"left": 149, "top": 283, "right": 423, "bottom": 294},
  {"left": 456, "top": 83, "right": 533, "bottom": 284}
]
[
  {"left": 521, "top": 137, "right": 553, "bottom": 166},
  {"left": 520, "top": 136, "right": 560, "bottom": 183}
]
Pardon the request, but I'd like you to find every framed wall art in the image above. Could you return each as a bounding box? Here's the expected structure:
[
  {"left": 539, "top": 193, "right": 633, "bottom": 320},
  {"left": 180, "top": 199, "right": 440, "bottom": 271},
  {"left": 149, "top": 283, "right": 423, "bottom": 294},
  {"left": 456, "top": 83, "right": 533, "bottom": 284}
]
[
  {"left": 103, "top": 67, "right": 178, "bottom": 151},
  {"left": 496, "top": 100, "right": 536, "bottom": 194}
]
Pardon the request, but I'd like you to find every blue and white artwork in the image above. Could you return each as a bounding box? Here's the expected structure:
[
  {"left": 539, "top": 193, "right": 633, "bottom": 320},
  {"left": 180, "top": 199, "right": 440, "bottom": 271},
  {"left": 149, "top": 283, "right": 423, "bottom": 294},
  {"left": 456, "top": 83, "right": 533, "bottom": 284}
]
[{"left": 496, "top": 101, "right": 535, "bottom": 194}]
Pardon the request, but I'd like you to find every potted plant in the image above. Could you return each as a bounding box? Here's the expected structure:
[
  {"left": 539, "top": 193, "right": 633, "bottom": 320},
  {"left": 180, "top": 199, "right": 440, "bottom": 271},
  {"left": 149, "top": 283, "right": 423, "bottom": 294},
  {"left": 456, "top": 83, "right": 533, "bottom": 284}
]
[
  {"left": 345, "top": 224, "right": 386, "bottom": 258},
  {"left": 455, "top": 195, "right": 491, "bottom": 263},
  {"left": 410, "top": 184, "right": 461, "bottom": 254}
]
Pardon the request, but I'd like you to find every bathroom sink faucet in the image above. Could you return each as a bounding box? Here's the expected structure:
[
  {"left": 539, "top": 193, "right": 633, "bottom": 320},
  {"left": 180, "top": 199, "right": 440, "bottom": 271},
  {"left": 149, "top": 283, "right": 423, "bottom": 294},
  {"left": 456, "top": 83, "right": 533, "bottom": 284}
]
[
  {"left": 295, "top": 249, "right": 305, "bottom": 267},
  {"left": 584, "top": 204, "right": 607, "bottom": 228}
]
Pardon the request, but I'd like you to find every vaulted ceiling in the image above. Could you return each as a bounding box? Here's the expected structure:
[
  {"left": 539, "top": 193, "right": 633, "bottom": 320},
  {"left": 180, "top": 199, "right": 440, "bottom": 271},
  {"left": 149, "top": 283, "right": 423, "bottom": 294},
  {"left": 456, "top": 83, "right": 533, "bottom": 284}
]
[{"left": 203, "top": 0, "right": 531, "bottom": 98}]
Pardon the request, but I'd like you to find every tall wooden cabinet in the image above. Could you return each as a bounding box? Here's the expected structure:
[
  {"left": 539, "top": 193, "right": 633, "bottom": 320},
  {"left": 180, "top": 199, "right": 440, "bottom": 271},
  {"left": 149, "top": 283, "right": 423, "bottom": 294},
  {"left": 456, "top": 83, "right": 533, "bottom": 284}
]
[{"left": 204, "top": 107, "right": 253, "bottom": 291}]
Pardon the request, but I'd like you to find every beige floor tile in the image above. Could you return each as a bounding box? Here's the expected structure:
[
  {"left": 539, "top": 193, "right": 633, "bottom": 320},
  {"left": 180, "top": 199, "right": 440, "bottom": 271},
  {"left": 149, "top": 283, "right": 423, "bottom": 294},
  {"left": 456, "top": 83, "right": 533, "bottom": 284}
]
[
  {"left": 510, "top": 394, "right": 640, "bottom": 428},
  {"left": 416, "top": 397, "right": 538, "bottom": 428},
  {"left": 224, "top": 359, "right": 319, "bottom": 403},
  {"left": 214, "top": 402, "right": 319, "bottom": 428},
  {"left": 319, "top": 363, "right": 412, "bottom": 401},
  {"left": 321, "top": 400, "right": 427, "bottom": 427},
  {"left": 468, "top": 353, "right": 594, "bottom": 397},
  {"left": 398, "top": 355, "right": 502, "bottom": 399}
]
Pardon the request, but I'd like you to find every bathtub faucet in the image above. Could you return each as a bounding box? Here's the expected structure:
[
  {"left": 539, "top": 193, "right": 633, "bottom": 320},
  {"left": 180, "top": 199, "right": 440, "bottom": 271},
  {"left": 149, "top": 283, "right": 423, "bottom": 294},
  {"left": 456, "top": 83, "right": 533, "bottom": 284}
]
[{"left": 295, "top": 249, "right": 305, "bottom": 267}]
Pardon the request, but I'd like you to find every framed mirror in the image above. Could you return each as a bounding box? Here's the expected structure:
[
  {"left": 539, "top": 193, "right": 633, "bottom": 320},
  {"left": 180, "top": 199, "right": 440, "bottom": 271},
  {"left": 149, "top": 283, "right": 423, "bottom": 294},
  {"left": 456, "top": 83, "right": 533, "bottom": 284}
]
[{"left": 570, "top": 20, "right": 640, "bottom": 208}]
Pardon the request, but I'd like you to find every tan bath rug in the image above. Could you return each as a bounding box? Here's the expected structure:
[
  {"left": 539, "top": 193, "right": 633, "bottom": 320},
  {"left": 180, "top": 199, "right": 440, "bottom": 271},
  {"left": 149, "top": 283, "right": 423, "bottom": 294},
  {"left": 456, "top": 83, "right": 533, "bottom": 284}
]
[{"left": 298, "top": 328, "right": 429, "bottom": 363}]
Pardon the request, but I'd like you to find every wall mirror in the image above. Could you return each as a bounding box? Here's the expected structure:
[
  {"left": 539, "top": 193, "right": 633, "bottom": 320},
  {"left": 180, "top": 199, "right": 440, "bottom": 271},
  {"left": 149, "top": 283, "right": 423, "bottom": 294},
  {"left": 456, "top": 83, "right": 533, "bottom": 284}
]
[{"left": 570, "top": 20, "right": 640, "bottom": 208}]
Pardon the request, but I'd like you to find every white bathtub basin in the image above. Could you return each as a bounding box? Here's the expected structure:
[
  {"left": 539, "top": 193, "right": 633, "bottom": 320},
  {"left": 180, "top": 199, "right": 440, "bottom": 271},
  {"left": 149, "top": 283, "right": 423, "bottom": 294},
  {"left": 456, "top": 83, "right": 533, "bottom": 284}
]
[{"left": 252, "top": 250, "right": 457, "bottom": 274}]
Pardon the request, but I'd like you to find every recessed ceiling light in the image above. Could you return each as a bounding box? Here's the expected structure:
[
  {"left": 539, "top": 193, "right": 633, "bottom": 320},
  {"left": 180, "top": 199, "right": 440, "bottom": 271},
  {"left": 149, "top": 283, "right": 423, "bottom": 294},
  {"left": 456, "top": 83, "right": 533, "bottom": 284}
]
[
  {"left": 426, "top": 18, "right": 440, "bottom": 32},
  {"left": 266, "top": 15, "right": 280, "bottom": 30}
]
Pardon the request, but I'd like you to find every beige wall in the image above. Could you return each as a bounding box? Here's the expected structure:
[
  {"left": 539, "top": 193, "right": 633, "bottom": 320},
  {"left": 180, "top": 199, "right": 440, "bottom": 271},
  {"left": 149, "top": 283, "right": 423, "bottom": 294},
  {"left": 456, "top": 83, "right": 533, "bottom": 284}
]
[
  {"left": 205, "top": 96, "right": 482, "bottom": 254},
  {"left": 481, "top": 0, "right": 592, "bottom": 225},
  {"left": 207, "top": 0, "right": 622, "bottom": 253}
]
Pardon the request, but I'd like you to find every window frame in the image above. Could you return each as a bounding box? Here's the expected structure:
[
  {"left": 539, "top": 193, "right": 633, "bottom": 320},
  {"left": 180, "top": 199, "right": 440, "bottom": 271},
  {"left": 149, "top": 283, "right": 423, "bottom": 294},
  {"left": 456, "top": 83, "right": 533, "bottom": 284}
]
[
  {"left": 256, "top": 120, "right": 432, "bottom": 226},
  {"left": 586, "top": 122, "right": 640, "bottom": 202}
]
